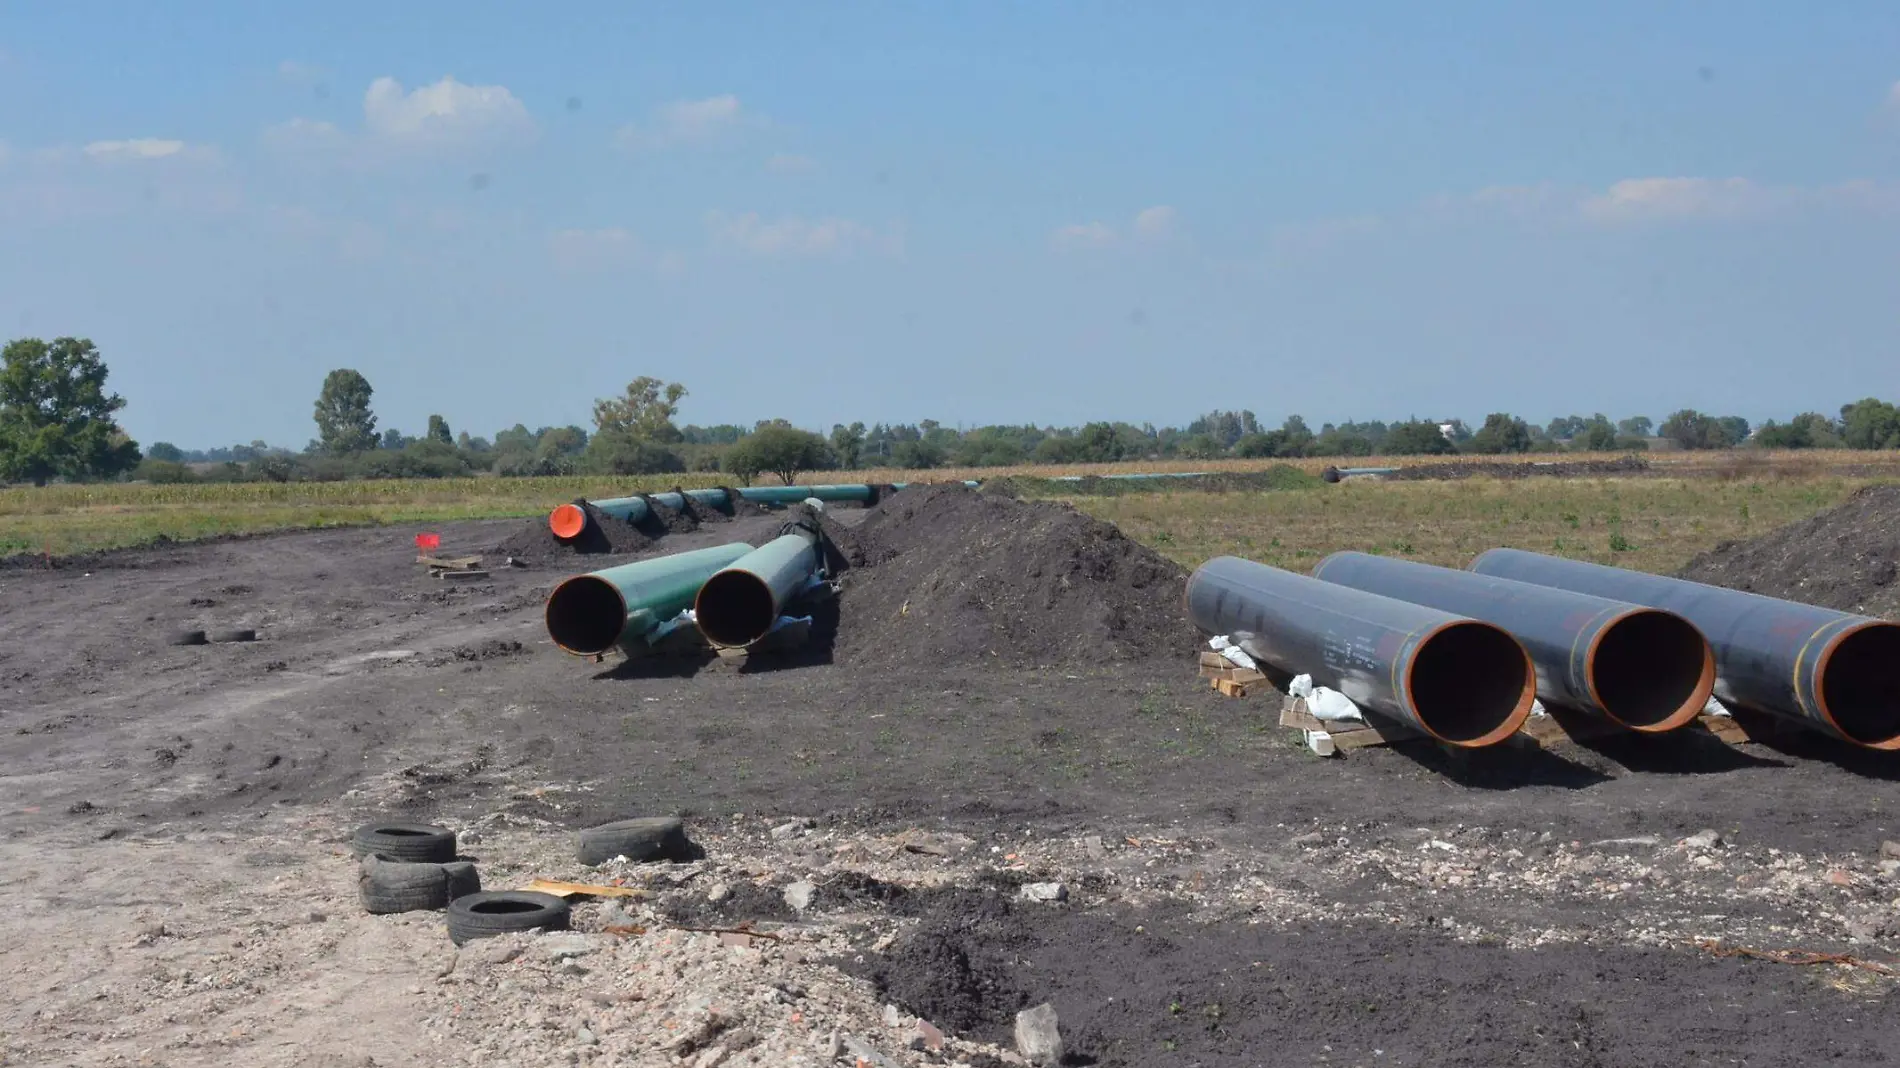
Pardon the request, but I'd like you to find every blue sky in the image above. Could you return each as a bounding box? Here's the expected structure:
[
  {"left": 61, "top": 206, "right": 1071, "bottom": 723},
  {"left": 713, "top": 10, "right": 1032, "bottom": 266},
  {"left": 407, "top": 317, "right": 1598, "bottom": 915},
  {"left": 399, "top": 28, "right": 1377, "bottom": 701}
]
[{"left": 2, "top": 2, "right": 1898, "bottom": 448}]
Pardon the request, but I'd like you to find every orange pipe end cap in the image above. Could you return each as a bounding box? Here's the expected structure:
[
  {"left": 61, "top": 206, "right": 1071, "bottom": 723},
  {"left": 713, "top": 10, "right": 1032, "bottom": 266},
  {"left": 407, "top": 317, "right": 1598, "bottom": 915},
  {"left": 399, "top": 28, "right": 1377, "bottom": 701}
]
[{"left": 549, "top": 504, "right": 588, "bottom": 541}]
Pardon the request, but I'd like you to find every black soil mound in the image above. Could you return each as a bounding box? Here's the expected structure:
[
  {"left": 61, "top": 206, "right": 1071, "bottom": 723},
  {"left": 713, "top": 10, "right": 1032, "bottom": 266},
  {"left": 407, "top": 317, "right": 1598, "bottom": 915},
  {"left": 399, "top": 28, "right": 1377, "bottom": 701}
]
[
  {"left": 1676, "top": 483, "right": 1900, "bottom": 619},
  {"left": 833, "top": 484, "right": 1197, "bottom": 667},
  {"left": 856, "top": 891, "right": 1897, "bottom": 1068},
  {"left": 491, "top": 502, "right": 654, "bottom": 560}
]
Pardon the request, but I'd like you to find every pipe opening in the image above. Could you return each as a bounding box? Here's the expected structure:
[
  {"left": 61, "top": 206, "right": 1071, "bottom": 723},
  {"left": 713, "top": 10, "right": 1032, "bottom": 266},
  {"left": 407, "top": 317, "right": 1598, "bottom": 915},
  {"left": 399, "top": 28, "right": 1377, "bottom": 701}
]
[
  {"left": 1589, "top": 610, "right": 1714, "bottom": 731},
  {"left": 1820, "top": 622, "right": 1900, "bottom": 749},
  {"left": 1407, "top": 622, "right": 1535, "bottom": 746},
  {"left": 695, "top": 571, "right": 777, "bottom": 648},
  {"left": 544, "top": 575, "right": 628, "bottom": 655},
  {"left": 549, "top": 503, "right": 589, "bottom": 541}
]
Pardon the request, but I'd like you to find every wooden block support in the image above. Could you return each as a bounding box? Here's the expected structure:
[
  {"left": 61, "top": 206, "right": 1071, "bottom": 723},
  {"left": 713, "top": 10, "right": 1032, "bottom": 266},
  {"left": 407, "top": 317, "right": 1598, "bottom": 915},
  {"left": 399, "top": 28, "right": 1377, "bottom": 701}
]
[
  {"left": 418, "top": 555, "right": 483, "bottom": 570},
  {"left": 1214, "top": 678, "right": 1251, "bottom": 698}
]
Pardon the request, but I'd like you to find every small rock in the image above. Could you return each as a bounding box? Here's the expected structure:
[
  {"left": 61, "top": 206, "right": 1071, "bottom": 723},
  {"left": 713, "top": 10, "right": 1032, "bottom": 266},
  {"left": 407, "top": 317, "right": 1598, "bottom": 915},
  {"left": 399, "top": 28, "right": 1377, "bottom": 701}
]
[
  {"left": 771, "top": 821, "right": 806, "bottom": 840},
  {"left": 1828, "top": 869, "right": 1854, "bottom": 887},
  {"left": 819, "top": 1031, "right": 842, "bottom": 1059},
  {"left": 1877, "top": 859, "right": 1900, "bottom": 877},
  {"left": 575, "top": 1028, "right": 597, "bottom": 1046},
  {"left": 1083, "top": 835, "right": 1106, "bottom": 860},
  {"left": 841, "top": 1035, "right": 898, "bottom": 1068},
  {"left": 691, "top": 1047, "right": 727, "bottom": 1068},
  {"left": 1590, "top": 835, "right": 1662, "bottom": 852},
  {"left": 1015, "top": 1003, "right": 1063, "bottom": 1066},
  {"left": 784, "top": 880, "right": 817, "bottom": 911},
  {"left": 881, "top": 1003, "right": 904, "bottom": 1028},
  {"left": 912, "top": 1019, "right": 945, "bottom": 1052},
  {"left": 1019, "top": 882, "right": 1069, "bottom": 904},
  {"left": 706, "top": 883, "right": 733, "bottom": 903},
  {"left": 538, "top": 933, "right": 602, "bottom": 962},
  {"left": 718, "top": 932, "right": 754, "bottom": 949},
  {"left": 1290, "top": 831, "right": 1326, "bottom": 848},
  {"left": 1881, "top": 841, "right": 1900, "bottom": 861},
  {"left": 1680, "top": 829, "right": 1723, "bottom": 850}
]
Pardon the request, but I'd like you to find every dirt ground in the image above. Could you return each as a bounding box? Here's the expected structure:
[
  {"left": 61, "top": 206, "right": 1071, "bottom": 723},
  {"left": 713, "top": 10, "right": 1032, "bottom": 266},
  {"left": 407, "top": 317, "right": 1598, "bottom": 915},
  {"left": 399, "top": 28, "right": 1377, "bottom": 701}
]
[{"left": 3, "top": 488, "right": 1899, "bottom": 1067}]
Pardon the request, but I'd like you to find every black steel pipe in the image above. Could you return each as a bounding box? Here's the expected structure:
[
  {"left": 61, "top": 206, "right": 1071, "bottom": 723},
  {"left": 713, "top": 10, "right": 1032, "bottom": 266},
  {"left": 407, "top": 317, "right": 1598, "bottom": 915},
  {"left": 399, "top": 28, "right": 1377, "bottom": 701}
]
[
  {"left": 1312, "top": 552, "right": 1714, "bottom": 732},
  {"left": 1471, "top": 548, "right": 1900, "bottom": 749},
  {"left": 1184, "top": 556, "right": 1536, "bottom": 747}
]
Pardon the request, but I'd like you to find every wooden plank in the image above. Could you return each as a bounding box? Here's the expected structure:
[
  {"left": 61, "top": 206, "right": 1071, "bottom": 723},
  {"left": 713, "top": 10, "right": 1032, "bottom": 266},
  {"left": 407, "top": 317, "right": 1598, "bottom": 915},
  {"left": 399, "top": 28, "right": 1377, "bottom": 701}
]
[
  {"left": 437, "top": 569, "right": 490, "bottom": 581},
  {"left": 418, "top": 554, "right": 482, "bottom": 569},
  {"left": 1214, "top": 678, "right": 1251, "bottom": 698},
  {"left": 1198, "top": 651, "right": 1228, "bottom": 670}
]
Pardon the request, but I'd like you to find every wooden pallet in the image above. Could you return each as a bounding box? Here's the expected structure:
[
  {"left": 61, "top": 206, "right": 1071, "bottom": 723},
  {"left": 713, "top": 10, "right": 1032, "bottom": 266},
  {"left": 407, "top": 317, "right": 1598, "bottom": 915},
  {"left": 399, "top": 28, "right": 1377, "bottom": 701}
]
[
  {"left": 1200, "top": 651, "right": 1267, "bottom": 697},
  {"left": 1279, "top": 692, "right": 1775, "bottom": 752},
  {"left": 418, "top": 554, "right": 483, "bottom": 570}
]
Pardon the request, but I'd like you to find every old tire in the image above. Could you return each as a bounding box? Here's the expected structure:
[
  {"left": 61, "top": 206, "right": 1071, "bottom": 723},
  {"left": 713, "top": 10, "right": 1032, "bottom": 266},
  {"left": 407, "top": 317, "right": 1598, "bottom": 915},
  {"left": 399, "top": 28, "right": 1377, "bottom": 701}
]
[
  {"left": 358, "top": 856, "right": 482, "bottom": 914},
  {"left": 169, "top": 630, "right": 208, "bottom": 647},
  {"left": 446, "top": 891, "right": 570, "bottom": 945},
  {"left": 359, "top": 855, "right": 450, "bottom": 914},
  {"left": 351, "top": 821, "right": 457, "bottom": 863},
  {"left": 575, "top": 816, "right": 690, "bottom": 866},
  {"left": 209, "top": 628, "right": 257, "bottom": 643}
]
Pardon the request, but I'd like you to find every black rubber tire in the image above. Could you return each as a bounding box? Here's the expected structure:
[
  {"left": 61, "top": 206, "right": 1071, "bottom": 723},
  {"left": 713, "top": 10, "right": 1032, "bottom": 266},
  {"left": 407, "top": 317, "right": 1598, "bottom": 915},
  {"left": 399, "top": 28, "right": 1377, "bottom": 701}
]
[
  {"left": 445, "top": 891, "right": 570, "bottom": 945},
  {"left": 209, "top": 628, "right": 257, "bottom": 643},
  {"left": 575, "top": 816, "right": 690, "bottom": 866},
  {"left": 169, "top": 630, "right": 208, "bottom": 647},
  {"left": 359, "top": 855, "right": 450, "bottom": 914},
  {"left": 351, "top": 821, "right": 457, "bottom": 863},
  {"left": 357, "top": 856, "right": 483, "bottom": 914}
]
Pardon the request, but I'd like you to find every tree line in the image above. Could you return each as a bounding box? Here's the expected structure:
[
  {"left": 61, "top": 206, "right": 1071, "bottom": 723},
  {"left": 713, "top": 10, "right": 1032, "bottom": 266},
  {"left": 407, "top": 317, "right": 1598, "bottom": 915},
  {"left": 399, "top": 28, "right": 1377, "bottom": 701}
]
[{"left": 5, "top": 336, "right": 1900, "bottom": 487}]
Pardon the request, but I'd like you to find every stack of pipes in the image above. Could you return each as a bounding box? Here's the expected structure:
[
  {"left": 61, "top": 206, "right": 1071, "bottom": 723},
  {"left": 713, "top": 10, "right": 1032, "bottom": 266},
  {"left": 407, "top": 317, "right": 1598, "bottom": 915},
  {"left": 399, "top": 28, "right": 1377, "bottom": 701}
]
[{"left": 1185, "top": 549, "right": 1899, "bottom": 751}]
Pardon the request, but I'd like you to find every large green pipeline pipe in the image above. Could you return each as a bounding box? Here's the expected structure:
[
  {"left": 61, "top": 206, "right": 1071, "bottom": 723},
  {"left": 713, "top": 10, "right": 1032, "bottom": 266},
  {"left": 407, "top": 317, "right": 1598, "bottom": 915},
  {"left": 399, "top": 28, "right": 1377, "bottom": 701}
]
[
  {"left": 545, "top": 543, "right": 754, "bottom": 655},
  {"left": 1472, "top": 548, "right": 1900, "bottom": 749},
  {"left": 1312, "top": 552, "right": 1715, "bottom": 732},
  {"left": 551, "top": 484, "right": 882, "bottom": 540},
  {"left": 693, "top": 529, "right": 822, "bottom": 648},
  {"left": 1185, "top": 556, "right": 1537, "bottom": 747}
]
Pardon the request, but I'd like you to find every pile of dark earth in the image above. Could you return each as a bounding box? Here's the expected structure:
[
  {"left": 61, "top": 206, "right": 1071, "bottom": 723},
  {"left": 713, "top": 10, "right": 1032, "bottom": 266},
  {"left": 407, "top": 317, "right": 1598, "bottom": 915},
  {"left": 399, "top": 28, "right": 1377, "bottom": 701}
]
[
  {"left": 1367, "top": 455, "right": 1650, "bottom": 482},
  {"left": 828, "top": 483, "right": 1199, "bottom": 668},
  {"left": 841, "top": 886, "right": 1898, "bottom": 1068},
  {"left": 1677, "top": 482, "right": 1900, "bottom": 619}
]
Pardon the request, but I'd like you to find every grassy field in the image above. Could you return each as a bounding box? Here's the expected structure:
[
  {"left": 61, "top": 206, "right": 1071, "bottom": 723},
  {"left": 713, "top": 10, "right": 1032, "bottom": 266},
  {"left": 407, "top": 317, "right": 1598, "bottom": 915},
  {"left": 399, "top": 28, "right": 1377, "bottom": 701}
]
[
  {"left": 1078, "top": 476, "right": 1868, "bottom": 575},
  {"left": 1, "top": 454, "right": 1889, "bottom": 568}
]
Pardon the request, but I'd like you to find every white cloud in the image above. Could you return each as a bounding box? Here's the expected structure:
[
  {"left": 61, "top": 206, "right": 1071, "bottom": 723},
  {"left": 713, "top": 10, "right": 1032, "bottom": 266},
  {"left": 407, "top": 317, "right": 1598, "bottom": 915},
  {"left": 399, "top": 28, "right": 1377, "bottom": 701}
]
[
  {"left": 363, "top": 75, "right": 534, "bottom": 147},
  {"left": 617, "top": 94, "right": 750, "bottom": 152},
  {"left": 1051, "top": 221, "right": 1119, "bottom": 249},
  {"left": 82, "top": 138, "right": 189, "bottom": 162},
  {"left": 549, "top": 227, "right": 639, "bottom": 270},
  {"left": 1132, "top": 205, "right": 1177, "bottom": 240},
  {"left": 262, "top": 118, "right": 348, "bottom": 154},
  {"left": 766, "top": 152, "right": 817, "bottom": 174},
  {"left": 1579, "top": 176, "right": 1768, "bottom": 222},
  {"left": 707, "top": 211, "right": 897, "bottom": 257},
  {"left": 658, "top": 95, "right": 741, "bottom": 140}
]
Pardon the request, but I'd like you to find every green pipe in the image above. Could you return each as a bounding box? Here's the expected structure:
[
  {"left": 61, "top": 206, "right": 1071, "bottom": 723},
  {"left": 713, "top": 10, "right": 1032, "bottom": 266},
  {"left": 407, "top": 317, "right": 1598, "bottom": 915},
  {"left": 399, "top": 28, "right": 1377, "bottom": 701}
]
[
  {"left": 555, "top": 484, "right": 886, "bottom": 540},
  {"left": 693, "top": 530, "right": 823, "bottom": 648},
  {"left": 544, "top": 543, "right": 754, "bottom": 655}
]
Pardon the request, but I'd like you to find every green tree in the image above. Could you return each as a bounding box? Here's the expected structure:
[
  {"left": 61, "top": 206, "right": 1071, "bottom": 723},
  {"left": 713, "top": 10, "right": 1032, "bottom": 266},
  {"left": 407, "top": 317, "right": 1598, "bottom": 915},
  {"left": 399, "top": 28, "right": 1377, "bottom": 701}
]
[
  {"left": 147, "top": 441, "right": 184, "bottom": 462},
  {"left": 582, "top": 430, "right": 686, "bottom": 476},
  {"left": 1715, "top": 415, "right": 1751, "bottom": 447},
  {"left": 724, "top": 424, "right": 830, "bottom": 485},
  {"left": 593, "top": 377, "right": 687, "bottom": 442},
  {"left": 0, "top": 337, "right": 141, "bottom": 486},
  {"left": 1839, "top": 398, "right": 1900, "bottom": 450},
  {"left": 1617, "top": 416, "right": 1653, "bottom": 438},
  {"left": 1383, "top": 420, "right": 1457, "bottom": 455},
  {"left": 890, "top": 439, "right": 946, "bottom": 469},
  {"left": 1659, "top": 409, "right": 1728, "bottom": 450},
  {"left": 379, "top": 428, "right": 406, "bottom": 450},
  {"left": 426, "top": 414, "right": 453, "bottom": 445},
  {"left": 830, "top": 422, "right": 867, "bottom": 469},
  {"left": 1467, "top": 413, "right": 1533, "bottom": 454},
  {"left": 1279, "top": 415, "right": 1314, "bottom": 456},
  {"left": 1575, "top": 414, "right": 1619, "bottom": 451},
  {"left": 1754, "top": 413, "right": 1841, "bottom": 449},
  {"left": 313, "top": 369, "right": 378, "bottom": 454}
]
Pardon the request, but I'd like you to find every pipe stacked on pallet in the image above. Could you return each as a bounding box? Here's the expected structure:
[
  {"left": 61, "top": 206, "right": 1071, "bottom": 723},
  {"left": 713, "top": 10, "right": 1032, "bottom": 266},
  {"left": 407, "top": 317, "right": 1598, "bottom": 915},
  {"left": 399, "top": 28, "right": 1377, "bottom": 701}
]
[
  {"left": 1470, "top": 549, "right": 1900, "bottom": 750},
  {"left": 543, "top": 519, "right": 827, "bottom": 657},
  {"left": 1186, "top": 549, "right": 1900, "bottom": 750}
]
